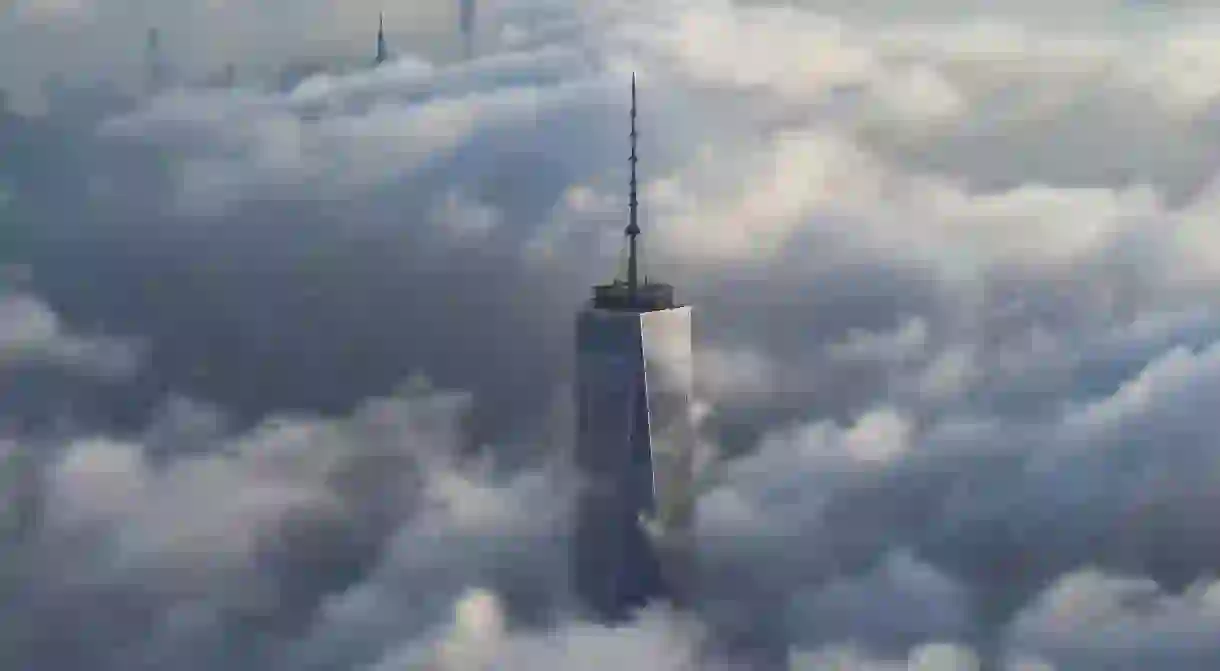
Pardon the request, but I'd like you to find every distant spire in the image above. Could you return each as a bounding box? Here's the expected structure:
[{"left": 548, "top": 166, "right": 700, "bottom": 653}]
[
  {"left": 626, "top": 73, "right": 641, "bottom": 298},
  {"left": 459, "top": 0, "right": 476, "bottom": 59},
  {"left": 145, "top": 27, "right": 167, "bottom": 94},
  {"left": 375, "top": 12, "right": 388, "bottom": 65}
]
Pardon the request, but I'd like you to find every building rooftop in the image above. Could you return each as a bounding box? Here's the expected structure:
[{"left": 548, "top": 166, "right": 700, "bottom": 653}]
[{"left": 590, "top": 280, "right": 676, "bottom": 312}]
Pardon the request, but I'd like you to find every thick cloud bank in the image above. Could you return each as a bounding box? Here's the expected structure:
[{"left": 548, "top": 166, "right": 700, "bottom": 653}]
[{"left": 6, "top": 0, "right": 1220, "bottom": 668}]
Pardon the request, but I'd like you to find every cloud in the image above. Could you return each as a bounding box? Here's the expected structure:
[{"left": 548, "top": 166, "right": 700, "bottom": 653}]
[
  {"left": 8, "top": 0, "right": 1220, "bottom": 669},
  {"left": 0, "top": 290, "right": 141, "bottom": 379},
  {"left": 13, "top": 0, "right": 95, "bottom": 23},
  {"left": 1, "top": 382, "right": 570, "bottom": 669},
  {"left": 791, "top": 642, "right": 983, "bottom": 671},
  {"left": 0, "top": 0, "right": 480, "bottom": 108},
  {"left": 828, "top": 316, "right": 930, "bottom": 365},
  {"left": 1009, "top": 569, "right": 1220, "bottom": 666},
  {"left": 367, "top": 590, "right": 710, "bottom": 671}
]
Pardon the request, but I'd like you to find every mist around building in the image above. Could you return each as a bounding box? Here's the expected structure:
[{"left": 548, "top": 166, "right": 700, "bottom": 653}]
[{"left": 8, "top": 1, "right": 1220, "bottom": 670}]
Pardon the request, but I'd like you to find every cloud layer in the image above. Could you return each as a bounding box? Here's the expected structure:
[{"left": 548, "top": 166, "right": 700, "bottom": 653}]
[{"left": 7, "top": 0, "right": 1220, "bottom": 668}]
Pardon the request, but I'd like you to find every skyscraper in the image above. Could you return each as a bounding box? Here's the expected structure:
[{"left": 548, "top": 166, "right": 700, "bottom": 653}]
[
  {"left": 571, "top": 74, "right": 697, "bottom": 621},
  {"left": 374, "top": 13, "right": 388, "bottom": 66},
  {"left": 459, "top": 0, "right": 476, "bottom": 59},
  {"left": 145, "top": 28, "right": 168, "bottom": 94}
]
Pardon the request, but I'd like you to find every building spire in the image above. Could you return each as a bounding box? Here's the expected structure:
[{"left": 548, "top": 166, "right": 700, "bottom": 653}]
[
  {"left": 375, "top": 12, "right": 388, "bottom": 65},
  {"left": 590, "top": 72, "right": 675, "bottom": 312},
  {"left": 460, "top": 0, "right": 477, "bottom": 59},
  {"left": 626, "top": 73, "right": 640, "bottom": 298},
  {"left": 146, "top": 27, "right": 167, "bottom": 94}
]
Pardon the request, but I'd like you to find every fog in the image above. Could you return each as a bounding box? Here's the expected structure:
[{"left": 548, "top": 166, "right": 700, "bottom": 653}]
[{"left": 4, "top": 0, "right": 1220, "bottom": 668}]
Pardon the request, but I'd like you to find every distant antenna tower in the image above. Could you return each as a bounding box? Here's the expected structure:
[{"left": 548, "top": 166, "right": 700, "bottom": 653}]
[
  {"left": 459, "top": 0, "right": 476, "bottom": 59},
  {"left": 375, "top": 12, "right": 388, "bottom": 66},
  {"left": 145, "top": 28, "right": 168, "bottom": 94}
]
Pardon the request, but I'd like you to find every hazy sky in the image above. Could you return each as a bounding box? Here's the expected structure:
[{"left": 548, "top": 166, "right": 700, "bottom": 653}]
[
  {"left": 1, "top": 0, "right": 463, "bottom": 108},
  {"left": 2, "top": 0, "right": 1214, "bottom": 107},
  {"left": 6, "top": 0, "right": 1220, "bottom": 669}
]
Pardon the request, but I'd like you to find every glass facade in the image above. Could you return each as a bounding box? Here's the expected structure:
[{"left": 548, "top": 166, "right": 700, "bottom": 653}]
[{"left": 572, "top": 305, "right": 695, "bottom": 619}]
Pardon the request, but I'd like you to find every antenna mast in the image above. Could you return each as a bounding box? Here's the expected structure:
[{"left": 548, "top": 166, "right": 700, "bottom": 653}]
[
  {"left": 626, "top": 73, "right": 640, "bottom": 299},
  {"left": 588, "top": 73, "right": 676, "bottom": 312}
]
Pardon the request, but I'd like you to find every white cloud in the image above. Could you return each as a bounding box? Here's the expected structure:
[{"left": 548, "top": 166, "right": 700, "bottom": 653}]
[
  {"left": 14, "top": 0, "right": 1220, "bottom": 669},
  {"left": 386, "top": 592, "right": 708, "bottom": 671},
  {"left": 830, "top": 317, "right": 930, "bottom": 365},
  {"left": 0, "top": 291, "right": 141, "bottom": 378},
  {"left": 1010, "top": 569, "right": 1220, "bottom": 660},
  {"left": 696, "top": 346, "right": 778, "bottom": 402},
  {"left": 431, "top": 189, "right": 502, "bottom": 242},
  {"left": 29, "top": 386, "right": 482, "bottom": 608},
  {"left": 915, "top": 345, "right": 980, "bottom": 404},
  {"left": 791, "top": 642, "right": 983, "bottom": 671},
  {"left": 841, "top": 407, "right": 913, "bottom": 463},
  {"left": 13, "top": 0, "right": 94, "bottom": 22}
]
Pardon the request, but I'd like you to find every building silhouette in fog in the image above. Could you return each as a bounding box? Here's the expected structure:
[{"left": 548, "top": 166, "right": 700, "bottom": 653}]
[
  {"left": 374, "top": 12, "right": 388, "bottom": 66},
  {"left": 459, "top": 0, "right": 476, "bottom": 59},
  {"left": 571, "top": 74, "right": 697, "bottom": 621},
  {"left": 145, "top": 28, "right": 169, "bottom": 94}
]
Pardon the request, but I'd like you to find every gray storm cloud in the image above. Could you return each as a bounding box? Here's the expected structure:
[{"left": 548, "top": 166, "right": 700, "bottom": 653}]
[{"left": 6, "top": 0, "right": 1220, "bottom": 668}]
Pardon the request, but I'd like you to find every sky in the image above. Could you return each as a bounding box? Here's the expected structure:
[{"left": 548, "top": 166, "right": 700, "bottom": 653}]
[{"left": 6, "top": 0, "right": 1220, "bottom": 668}]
